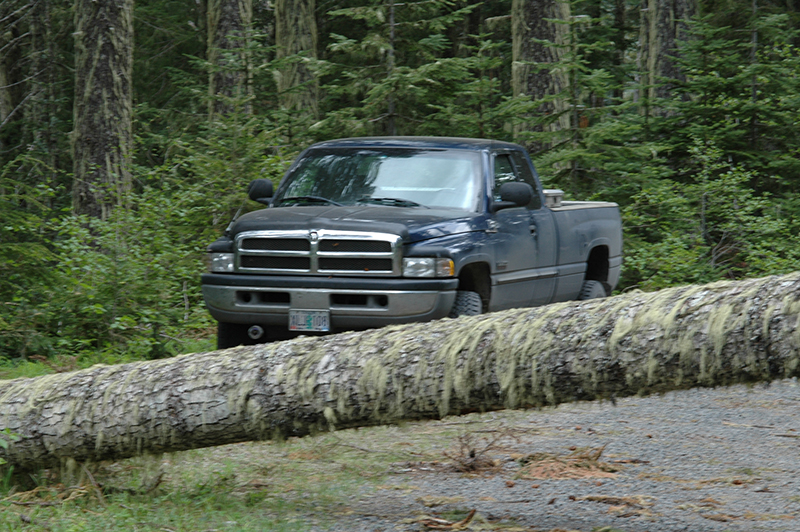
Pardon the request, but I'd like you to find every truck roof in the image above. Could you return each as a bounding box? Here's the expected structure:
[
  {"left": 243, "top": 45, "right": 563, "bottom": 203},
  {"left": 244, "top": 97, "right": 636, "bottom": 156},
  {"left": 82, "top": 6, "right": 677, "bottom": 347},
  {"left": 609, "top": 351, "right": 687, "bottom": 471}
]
[{"left": 308, "top": 136, "right": 525, "bottom": 152}]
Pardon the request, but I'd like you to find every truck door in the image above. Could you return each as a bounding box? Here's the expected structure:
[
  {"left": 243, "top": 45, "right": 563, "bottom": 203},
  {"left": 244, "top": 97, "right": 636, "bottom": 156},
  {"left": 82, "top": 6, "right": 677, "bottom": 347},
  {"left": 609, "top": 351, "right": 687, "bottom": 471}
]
[{"left": 489, "top": 152, "right": 557, "bottom": 310}]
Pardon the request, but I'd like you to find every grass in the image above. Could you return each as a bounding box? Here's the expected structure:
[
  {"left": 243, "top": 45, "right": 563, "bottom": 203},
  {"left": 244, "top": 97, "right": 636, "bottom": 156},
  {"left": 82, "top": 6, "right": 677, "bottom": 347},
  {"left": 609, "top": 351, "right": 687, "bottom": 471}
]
[
  {"left": 0, "top": 409, "right": 514, "bottom": 532},
  {"left": 0, "top": 338, "right": 217, "bottom": 381},
  {"left": 1, "top": 436, "right": 382, "bottom": 531}
]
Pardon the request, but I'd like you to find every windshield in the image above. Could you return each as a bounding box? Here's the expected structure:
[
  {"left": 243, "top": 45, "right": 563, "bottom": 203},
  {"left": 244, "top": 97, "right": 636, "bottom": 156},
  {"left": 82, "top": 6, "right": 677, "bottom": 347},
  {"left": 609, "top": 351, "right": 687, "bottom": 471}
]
[{"left": 273, "top": 148, "right": 483, "bottom": 210}]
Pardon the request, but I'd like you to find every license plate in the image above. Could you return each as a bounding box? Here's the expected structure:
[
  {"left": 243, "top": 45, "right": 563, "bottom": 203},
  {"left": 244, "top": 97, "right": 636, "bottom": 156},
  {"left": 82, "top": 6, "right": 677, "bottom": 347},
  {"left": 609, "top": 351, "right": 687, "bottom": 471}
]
[{"left": 288, "top": 310, "right": 330, "bottom": 332}]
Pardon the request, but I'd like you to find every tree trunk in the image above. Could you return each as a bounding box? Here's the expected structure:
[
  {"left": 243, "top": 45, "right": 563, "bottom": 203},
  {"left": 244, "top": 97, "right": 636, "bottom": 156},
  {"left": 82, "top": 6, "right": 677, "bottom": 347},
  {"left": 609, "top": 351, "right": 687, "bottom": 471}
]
[
  {"left": 207, "top": 0, "right": 252, "bottom": 118},
  {"left": 26, "top": 0, "right": 61, "bottom": 184},
  {"left": 0, "top": 0, "right": 27, "bottom": 155},
  {"left": 637, "top": 0, "right": 696, "bottom": 116},
  {"left": 72, "top": 0, "right": 134, "bottom": 220},
  {"left": 274, "top": 0, "right": 318, "bottom": 118},
  {"left": 2, "top": 272, "right": 800, "bottom": 470},
  {"left": 511, "top": 0, "right": 570, "bottom": 154}
]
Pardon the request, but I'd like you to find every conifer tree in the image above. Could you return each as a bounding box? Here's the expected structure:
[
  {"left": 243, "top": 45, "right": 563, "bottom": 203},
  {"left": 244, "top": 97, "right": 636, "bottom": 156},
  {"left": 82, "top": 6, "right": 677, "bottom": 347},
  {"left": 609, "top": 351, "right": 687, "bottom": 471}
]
[
  {"left": 0, "top": 0, "right": 27, "bottom": 158},
  {"left": 511, "top": 0, "right": 570, "bottom": 153},
  {"left": 637, "top": 0, "right": 697, "bottom": 118},
  {"left": 207, "top": 0, "right": 253, "bottom": 118},
  {"left": 319, "top": 0, "right": 478, "bottom": 136},
  {"left": 275, "top": 0, "right": 319, "bottom": 119},
  {"left": 72, "top": 0, "right": 134, "bottom": 219}
]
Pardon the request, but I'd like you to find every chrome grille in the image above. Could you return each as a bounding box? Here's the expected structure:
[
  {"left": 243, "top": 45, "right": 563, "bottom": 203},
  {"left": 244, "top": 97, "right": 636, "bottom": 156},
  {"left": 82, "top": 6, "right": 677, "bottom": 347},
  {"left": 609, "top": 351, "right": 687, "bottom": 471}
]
[{"left": 235, "top": 230, "right": 402, "bottom": 276}]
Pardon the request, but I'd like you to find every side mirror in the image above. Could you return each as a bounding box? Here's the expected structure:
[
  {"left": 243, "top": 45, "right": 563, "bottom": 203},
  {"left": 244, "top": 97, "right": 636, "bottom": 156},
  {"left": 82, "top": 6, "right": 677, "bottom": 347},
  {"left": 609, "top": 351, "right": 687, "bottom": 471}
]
[
  {"left": 491, "top": 182, "right": 532, "bottom": 213},
  {"left": 248, "top": 179, "right": 274, "bottom": 205}
]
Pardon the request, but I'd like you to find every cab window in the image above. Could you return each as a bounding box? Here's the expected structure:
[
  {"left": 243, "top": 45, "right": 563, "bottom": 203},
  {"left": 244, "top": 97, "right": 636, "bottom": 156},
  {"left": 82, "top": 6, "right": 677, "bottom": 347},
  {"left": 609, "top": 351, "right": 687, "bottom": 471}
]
[
  {"left": 492, "top": 153, "right": 542, "bottom": 209},
  {"left": 510, "top": 152, "right": 542, "bottom": 209},
  {"left": 493, "top": 154, "right": 517, "bottom": 201}
]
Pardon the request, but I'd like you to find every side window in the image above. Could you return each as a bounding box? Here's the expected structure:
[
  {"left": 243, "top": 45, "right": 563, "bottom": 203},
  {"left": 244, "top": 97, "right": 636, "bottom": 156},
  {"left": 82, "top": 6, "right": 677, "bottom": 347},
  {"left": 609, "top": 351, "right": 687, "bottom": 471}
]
[
  {"left": 510, "top": 152, "right": 542, "bottom": 209},
  {"left": 493, "top": 152, "right": 541, "bottom": 209},
  {"left": 493, "top": 154, "right": 517, "bottom": 201}
]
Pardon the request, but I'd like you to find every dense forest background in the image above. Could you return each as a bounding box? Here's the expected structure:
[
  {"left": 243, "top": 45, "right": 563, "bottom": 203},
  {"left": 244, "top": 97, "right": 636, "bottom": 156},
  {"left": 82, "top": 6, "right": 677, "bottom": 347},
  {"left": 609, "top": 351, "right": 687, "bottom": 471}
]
[{"left": 1, "top": 0, "right": 799, "bottom": 362}]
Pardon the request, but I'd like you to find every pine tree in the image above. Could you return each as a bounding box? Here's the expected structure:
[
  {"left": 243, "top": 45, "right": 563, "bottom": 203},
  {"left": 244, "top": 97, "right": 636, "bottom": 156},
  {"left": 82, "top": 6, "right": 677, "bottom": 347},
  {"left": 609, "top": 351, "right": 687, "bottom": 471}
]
[
  {"left": 637, "top": 0, "right": 697, "bottom": 118},
  {"left": 207, "top": 0, "right": 253, "bottom": 118},
  {"left": 72, "top": 0, "right": 134, "bottom": 219},
  {"left": 0, "top": 0, "right": 27, "bottom": 158},
  {"left": 511, "top": 0, "right": 571, "bottom": 152},
  {"left": 275, "top": 0, "right": 319, "bottom": 119},
  {"left": 318, "top": 0, "right": 479, "bottom": 137}
]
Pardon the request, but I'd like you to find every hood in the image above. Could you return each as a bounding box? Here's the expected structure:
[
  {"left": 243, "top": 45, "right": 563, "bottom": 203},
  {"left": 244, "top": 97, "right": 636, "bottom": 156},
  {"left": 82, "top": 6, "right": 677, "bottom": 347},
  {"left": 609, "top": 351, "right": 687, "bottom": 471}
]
[{"left": 230, "top": 205, "right": 484, "bottom": 243}]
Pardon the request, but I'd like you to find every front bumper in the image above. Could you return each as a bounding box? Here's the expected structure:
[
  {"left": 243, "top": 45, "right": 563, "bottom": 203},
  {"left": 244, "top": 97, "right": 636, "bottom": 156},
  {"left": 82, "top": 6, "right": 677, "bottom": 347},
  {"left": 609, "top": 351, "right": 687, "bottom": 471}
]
[{"left": 201, "top": 273, "right": 459, "bottom": 331}]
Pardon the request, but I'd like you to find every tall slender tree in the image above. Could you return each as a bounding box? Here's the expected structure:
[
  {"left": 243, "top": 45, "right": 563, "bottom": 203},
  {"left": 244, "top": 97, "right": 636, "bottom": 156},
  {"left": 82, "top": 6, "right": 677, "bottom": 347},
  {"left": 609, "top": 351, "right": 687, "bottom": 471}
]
[
  {"left": 0, "top": 0, "right": 27, "bottom": 158},
  {"left": 637, "top": 0, "right": 697, "bottom": 116},
  {"left": 72, "top": 0, "right": 134, "bottom": 219},
  {"left": 275, "top": 0, "right": 318, "bottom": 120},
  {"left": 511, "top": 0, "right": 571, "bottom": 153},
  {"left": 26, "top": 0, "right": 62, "bottom": 185},
  {"left": 207, "top": 0, "right": 252, "bottom": 119}
]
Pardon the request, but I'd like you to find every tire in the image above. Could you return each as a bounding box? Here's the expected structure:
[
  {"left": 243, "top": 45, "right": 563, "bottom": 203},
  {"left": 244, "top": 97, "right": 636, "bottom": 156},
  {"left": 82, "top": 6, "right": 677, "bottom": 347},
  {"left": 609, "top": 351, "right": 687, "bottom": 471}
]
[
  {"left": 216, "top": 322, "right": 252, "bottom": 349},
  {"left": 578, "top": 280, "right": 607, "bottom": 300},
  {"left": 448, "top": 290, "right": 483, "bottom": 318}
]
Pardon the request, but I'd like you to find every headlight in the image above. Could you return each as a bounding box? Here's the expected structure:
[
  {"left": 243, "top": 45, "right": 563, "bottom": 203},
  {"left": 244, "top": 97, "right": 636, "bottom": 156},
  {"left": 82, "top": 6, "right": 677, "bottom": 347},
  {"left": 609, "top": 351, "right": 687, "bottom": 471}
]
[
  {"left": 208, "top": 252, "right": 235, "bottom": 272},
  {"left": 403, "top": 257, "right": 454, "bottom": 278}
]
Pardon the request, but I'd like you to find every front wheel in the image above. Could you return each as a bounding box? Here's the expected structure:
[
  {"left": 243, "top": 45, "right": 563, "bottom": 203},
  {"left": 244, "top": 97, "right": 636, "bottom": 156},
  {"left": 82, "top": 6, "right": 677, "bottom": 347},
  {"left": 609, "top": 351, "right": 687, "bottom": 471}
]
[
  {"left": 448, "top": 290, "right": 483, "bottom": 318},
  {"left": 578, "top": 280, "right": 607, "bottom": 300}
]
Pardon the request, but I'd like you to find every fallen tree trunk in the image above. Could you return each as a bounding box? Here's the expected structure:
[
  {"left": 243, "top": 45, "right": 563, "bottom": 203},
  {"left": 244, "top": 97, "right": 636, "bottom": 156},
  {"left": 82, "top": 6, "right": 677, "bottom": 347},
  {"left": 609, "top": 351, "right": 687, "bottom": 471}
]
[{"left": 2, "top": 273, "right": 799, "bottom": 470}]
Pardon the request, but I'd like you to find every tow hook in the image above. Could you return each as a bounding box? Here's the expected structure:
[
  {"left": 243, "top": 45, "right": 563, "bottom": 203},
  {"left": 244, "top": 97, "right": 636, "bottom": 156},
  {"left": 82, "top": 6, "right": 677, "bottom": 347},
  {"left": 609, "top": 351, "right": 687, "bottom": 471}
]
[{"left": 247, "top": 325, "right": 265, "bottom": 340}]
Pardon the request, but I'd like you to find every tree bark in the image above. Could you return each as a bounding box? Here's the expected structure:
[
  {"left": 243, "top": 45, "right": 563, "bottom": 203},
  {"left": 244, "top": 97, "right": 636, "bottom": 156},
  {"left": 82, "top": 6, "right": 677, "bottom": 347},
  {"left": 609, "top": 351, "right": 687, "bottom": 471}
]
[
  {"left": 2, "top": 272, "right": 800, "bottom": 470},
  {"left": 274, "top": 0, "right": 318, "bottom": 118},
  {"left": 207, "top": 0, "right": 252, "bottom": 118},
  {"left": 26, "top": 0, "right": 61, "bottom": 184},
  {"left": 0, "top": 0, "right": 27, "bottom": 154},
  {"left": 72, "top": 0, "right": 134, "bottom": 220},
  {"left": 511, "top": 0, "right": 570, "bottom": 153},
  {"left": 637, "top": 0, "right": 696, "bottom": 116}
]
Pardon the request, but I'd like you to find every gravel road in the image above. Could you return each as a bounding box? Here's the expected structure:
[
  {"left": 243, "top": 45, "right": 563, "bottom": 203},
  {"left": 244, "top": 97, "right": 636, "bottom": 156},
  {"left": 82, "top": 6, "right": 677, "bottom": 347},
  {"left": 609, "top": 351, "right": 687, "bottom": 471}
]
[{"left": 318, "top": 378, "right": 800, "bottom": 532}]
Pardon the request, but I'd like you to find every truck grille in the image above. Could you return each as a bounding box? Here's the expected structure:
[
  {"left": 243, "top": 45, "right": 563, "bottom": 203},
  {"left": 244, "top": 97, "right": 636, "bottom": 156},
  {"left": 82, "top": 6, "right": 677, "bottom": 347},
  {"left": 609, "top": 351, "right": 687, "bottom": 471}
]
[{"left": 234, "top": 230, "right": 402, "bottom": 276}]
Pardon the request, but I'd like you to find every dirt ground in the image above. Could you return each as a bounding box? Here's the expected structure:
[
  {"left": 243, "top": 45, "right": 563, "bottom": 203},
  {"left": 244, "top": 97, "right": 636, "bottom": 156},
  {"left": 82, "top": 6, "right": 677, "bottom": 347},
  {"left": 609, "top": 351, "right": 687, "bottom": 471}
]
[{"left": 316, "top": 378, "right": 800, "bottom": 532}]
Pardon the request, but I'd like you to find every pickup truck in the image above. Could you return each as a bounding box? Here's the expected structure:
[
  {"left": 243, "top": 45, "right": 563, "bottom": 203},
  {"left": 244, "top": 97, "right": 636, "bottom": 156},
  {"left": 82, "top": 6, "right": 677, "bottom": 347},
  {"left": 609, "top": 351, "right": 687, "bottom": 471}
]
[{"left": 202, "top": 137, "right": 623, "bottom": 348}]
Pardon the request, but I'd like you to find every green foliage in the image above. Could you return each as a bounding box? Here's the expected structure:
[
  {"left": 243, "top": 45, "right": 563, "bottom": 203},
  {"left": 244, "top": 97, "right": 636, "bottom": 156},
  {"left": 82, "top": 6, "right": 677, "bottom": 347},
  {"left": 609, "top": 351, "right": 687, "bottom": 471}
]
[
  {"left": 0, "top": 429, "right": 20, "bottom": 462},
  {"left": 316, "top": 0, "right": 486, "bottom": 137},
  {"left": 658, "top": 14, "right": 800, "bottom": 187},
  {"left": 622, "top": 139, "right": 800, "bottom": 289},
  {"left": 1, "top": 0, "right": 799, "bottom": 362}
]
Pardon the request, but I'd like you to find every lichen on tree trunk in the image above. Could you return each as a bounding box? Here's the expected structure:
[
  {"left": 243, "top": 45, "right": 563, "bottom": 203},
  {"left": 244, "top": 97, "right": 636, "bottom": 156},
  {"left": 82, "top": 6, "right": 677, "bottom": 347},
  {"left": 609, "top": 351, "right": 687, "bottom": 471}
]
[
  {"left": 1, "top": 273, "right": 799, "bottom": 470},
  {"left": 0, "top": 0, "right": 27, "bottom": 152},
  {"left": 207, "top": 0, "right": 253, "bottom": 118},
  {"left": 72, "top": 0, "right": 134, "bottom": 220},
  {"left": 274, "top": 0, "right": 318, "bottom": 118},
  {"left": 637, "top": 0, "right": 697, "bottom": 116},
  {"left": 511, "top": 0, "right": 570, "bottom": 153}
]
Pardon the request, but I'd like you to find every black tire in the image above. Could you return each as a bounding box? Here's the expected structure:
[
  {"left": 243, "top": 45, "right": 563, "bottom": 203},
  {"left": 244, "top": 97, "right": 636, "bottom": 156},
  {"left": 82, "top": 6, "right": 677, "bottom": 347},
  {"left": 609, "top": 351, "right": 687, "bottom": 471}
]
[
  {"left": 448, "top": 290, "right": 483, "bottom": 318},
  {"left": 578, "top": 280, "right": 607, "bottom": 300},
  {"left": 216, "top": 322, "right": 252, "bottom": 349}
]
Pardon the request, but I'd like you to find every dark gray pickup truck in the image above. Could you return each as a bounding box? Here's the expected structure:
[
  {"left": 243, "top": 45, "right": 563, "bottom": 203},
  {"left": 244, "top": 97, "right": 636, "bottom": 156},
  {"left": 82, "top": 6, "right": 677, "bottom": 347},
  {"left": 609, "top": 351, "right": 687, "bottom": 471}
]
[{"left": 202, "top": 137, "right": 622, "bottom": 348}]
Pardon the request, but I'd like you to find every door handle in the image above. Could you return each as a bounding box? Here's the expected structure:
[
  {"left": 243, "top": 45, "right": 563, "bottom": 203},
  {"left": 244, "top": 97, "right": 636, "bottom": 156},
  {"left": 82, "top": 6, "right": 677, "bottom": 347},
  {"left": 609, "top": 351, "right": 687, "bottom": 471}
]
[{"left": 529, "top": 225, "right": 537, "bottom": 236}]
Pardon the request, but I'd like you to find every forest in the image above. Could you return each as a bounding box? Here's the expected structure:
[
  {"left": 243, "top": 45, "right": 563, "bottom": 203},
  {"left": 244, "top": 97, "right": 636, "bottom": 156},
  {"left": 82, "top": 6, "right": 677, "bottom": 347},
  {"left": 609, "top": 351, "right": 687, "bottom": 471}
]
[{"left": 0, "top": 0, "right": 799, "bottom": 363}]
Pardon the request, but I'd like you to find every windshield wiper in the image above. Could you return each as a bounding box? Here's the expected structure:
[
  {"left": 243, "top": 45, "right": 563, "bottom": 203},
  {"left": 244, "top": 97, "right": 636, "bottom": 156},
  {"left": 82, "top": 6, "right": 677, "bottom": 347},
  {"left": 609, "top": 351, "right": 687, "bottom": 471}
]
[
  {"left": 358, "top": 196, "right": 429, "bottom": 208},
  {"left": 279, "top": 195, "right": 343, "bottom": 206}
]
